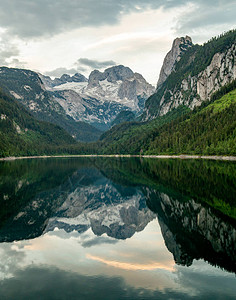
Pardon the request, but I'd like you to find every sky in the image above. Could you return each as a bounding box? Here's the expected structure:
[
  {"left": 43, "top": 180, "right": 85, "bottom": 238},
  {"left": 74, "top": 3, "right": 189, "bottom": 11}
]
[{"left": 0, "top": 0, "right": 235, "bottom": 85}]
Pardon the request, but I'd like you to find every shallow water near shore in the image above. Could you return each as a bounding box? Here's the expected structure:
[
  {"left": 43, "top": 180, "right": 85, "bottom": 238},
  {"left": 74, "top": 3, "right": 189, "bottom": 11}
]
[{"left": 0, "top": 157, "right": 235, "bottom": 299}]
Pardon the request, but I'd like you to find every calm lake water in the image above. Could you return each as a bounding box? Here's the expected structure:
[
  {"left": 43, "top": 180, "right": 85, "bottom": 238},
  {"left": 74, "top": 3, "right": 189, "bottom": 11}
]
[{"left": 0, "top": 157, "right": 235, "bottom": 299}]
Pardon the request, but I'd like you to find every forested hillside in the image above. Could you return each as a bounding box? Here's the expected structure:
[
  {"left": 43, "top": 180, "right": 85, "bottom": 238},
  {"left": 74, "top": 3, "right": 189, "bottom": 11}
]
[
  {"left": 0, "top": 90, "right": 76, "bottom": 157},
  {"left": 98, "top": 80, "right": 236, "bottom": 156}
]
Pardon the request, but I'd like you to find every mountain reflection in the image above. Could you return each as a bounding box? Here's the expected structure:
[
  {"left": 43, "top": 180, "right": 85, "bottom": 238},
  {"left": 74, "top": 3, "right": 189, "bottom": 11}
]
[{"left": 0, "top": 157, "right": 235, "bottom": 274}]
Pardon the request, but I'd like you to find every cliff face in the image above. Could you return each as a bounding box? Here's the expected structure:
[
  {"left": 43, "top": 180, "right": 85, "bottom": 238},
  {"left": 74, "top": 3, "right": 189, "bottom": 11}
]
[
  {"left": 156, "top": 36, "right": 193, "bottom": 88},
  {"left": 158, "top": 44, "right": 236, "bottom": 116},
  {"left": 146, "top": 189, "right": 236, "bottom": 273},
  {"left": 143, "top": 31, "right": 236, "bottom": 120}
]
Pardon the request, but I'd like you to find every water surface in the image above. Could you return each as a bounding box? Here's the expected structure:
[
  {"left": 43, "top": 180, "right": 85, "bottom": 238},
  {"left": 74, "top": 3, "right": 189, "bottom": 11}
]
[{"left": 0, "top": 157, "right": 235, "bottom": 299}]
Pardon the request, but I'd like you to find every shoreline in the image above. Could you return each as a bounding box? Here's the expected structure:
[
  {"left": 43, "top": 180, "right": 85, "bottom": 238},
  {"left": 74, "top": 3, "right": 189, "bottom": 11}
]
[{"left": 0, "top": 154, "right": 236, "bottom": 161}]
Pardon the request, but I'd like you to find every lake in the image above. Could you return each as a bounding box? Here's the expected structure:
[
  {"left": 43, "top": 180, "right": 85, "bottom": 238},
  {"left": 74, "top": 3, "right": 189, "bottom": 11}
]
[{"left": 0, "top": 157, "right": 235, "bottom": 299}]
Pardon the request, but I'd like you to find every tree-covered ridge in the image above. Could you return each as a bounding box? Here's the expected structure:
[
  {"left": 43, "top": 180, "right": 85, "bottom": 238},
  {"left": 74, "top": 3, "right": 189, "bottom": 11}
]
[
  {"left": 0, "top": 90, "right": 76, "bottom": 157},
  {"left": 146, "top": 96, "right": 236, "bottom": 156},
  {"left": 98, "top": 85, "right": 236, "bottom": 155},
  {"left": 111, "top": 110, "right": 135, "bottom": 127},
  {"left": 99, "top": 105, "right": 190, "bottom": 154},
  {"left": 145, "top": 29, "right": 236, "bottom": 116}
]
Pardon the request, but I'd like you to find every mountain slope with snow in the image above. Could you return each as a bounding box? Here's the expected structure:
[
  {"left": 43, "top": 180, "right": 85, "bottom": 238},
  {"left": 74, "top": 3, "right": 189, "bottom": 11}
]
[
  {"left": 0, "top": 67, "right": 102, "bottom": 142},
  {"left": 41, "top": 65, "right": 155, "bottom": 130}
]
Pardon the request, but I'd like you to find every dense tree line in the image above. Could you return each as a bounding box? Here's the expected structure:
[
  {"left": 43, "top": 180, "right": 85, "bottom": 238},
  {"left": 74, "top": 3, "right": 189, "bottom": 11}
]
[{"left": 0, "top": 90, "right": 77, "bottom": 157}]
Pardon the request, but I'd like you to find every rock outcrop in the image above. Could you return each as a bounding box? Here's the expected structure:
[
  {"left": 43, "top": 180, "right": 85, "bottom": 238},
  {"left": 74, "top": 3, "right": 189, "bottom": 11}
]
[{"left": 156, "top": 36, "right": 193, "bottom": 89}]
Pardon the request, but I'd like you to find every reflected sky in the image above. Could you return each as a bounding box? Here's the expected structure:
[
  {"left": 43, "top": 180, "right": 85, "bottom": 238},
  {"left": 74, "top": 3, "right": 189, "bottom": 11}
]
[{"left": 0, "top": 220, "right": 236, "bottom": 299}]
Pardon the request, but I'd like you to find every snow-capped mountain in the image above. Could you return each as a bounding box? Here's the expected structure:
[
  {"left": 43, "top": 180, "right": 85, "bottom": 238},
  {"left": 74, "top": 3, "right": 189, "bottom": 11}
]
[{"left": 40, "top": 65, "right": 155, "bottom": 130}]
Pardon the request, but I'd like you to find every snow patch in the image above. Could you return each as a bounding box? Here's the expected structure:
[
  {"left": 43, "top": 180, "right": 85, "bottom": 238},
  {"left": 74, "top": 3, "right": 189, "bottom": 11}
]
[{"left": 24, "top": 85, "right": 32, "bottom": 91}]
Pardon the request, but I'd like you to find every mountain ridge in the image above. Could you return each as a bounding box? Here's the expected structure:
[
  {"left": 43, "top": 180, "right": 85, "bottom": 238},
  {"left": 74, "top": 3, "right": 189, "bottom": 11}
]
[
  {"left": 0, "top": 66, "right": 102, "bottom": 142},
  {"left": 143, "top": 30, "right": 236, "bottom": 120}
]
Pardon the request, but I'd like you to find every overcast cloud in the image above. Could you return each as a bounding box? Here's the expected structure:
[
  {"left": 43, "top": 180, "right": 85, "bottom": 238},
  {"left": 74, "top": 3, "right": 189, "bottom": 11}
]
[
  {"left": 0, "top": 0, "right": 235, "bottom": 82},
  {"left": 0, "top": 0, "right": 234, "bottom": 39},
  {"left": 45, "top": 59, "right": 117, "bottom": 77},
  {"left": 176, "top": 1, "right": 236, "bottom": 35},
  {"left": 77, "top": 58, "right": 116, "bottom": 69},
  {"left": 45, "top": 67, "right": 79, "bottom": 77},
  {"left": 0, "top": 33, "right": 26, "bottom": 68}
]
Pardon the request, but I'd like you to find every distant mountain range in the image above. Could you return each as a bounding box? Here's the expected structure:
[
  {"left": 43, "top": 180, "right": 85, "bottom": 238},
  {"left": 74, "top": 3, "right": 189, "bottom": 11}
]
[
  {"left": 0, "top": 65, "right": 154, "bottom": 143},
  {"left": 40, "top": 65, "right": 154, "bottom": 130}
]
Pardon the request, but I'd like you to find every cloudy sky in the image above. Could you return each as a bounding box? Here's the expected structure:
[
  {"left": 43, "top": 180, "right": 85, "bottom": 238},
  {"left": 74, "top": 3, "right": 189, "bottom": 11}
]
[{"left": 0, "top": 0, "right": 235, "bottom": 84}]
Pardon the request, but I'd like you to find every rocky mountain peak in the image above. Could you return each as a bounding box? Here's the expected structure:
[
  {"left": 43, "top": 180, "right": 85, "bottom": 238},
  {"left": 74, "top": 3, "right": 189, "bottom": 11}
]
[
  {"left": 71, "top": 73, "right": 88, "bottom": 82},
  {"left": 88, "top": 65, "right": 134, "bottom": 88},
  {"left": 60, "top": 73, "right": 88, "bottom": 83},
  {"left": 88, "top": 70, "right": 106, "bottom": 88},
  {"left": 156, "top": 36, "right": 193, "bottom": 89},
  {"left": 60, "top": 74, "right": 71, "bottom": 82},
  {"left": 104, "top": 65, "right": 134, "bottom": 82}
]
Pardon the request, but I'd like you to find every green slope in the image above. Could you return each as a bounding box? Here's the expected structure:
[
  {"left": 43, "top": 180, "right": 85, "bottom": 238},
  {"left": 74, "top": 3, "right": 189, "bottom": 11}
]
[
  {"left": 0, "top": 90, "right": 76, "bottom": 157},
  {"left": 99, "top": 105, "right": 190, "bottom": 154},
  {"left": 111, "top": 110, "right": 135, "bottom": 127},
  {"left": 203, "top": 89, "right": 236, "bottom": 113},
  {"left": 98, "top": 84, "right": 236, "bottom": 156}
]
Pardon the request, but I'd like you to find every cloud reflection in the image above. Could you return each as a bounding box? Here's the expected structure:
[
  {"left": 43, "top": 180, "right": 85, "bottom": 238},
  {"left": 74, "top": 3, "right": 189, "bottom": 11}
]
[{"left": 87, "top": 254, "right": 175, "bottom": 272}]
